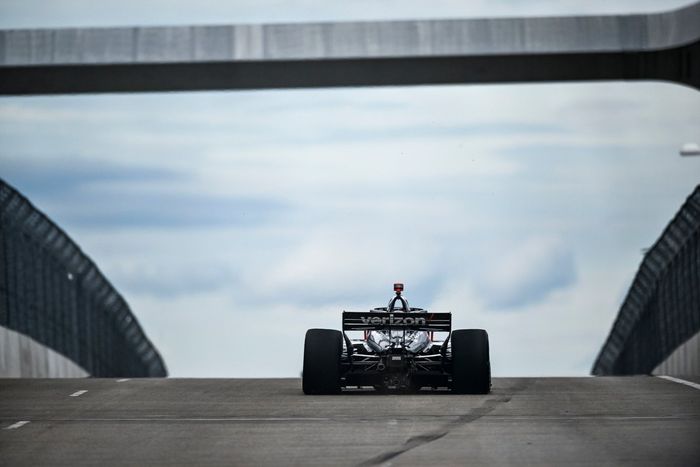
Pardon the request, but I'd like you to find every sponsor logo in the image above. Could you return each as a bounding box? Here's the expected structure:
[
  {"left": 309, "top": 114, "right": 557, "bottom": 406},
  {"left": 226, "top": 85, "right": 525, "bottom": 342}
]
[{"left": 359, "top": 314, "right": 427, "bottom": 326}]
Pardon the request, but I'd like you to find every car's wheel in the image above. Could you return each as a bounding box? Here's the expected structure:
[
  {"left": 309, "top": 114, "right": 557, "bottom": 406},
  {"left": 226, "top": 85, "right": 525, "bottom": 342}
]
[
  {"left": 451, "top": 329, "right": 491, "bottom": 394},
  {"left": 302, "top": 328, "right": 343, "bottom": 395}
]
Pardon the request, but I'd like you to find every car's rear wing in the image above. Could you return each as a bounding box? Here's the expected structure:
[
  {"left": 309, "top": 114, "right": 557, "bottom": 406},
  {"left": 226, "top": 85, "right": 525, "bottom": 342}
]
[{"left": 342, "top": 311, "right": 451, "bottom": 333}]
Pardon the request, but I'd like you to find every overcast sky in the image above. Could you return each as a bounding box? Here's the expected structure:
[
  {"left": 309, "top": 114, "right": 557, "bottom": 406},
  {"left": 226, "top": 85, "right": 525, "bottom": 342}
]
[{"left": 1, "top": 1, "right": 699, "bottom": 377}]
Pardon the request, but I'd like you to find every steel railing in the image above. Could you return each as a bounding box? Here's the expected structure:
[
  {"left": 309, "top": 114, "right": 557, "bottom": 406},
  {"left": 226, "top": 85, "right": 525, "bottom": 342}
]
[
  {"left": 592, "top": 185, "right": 700, "bottom": 375},
  {"left": 0, "top": 178, "right": 167, "bottom": 377}
]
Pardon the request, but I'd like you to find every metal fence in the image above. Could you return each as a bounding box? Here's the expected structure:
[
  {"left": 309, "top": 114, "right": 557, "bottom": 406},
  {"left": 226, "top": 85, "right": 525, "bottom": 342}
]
[
  {"left": 0, "top": 179, "right": 167, "bottom": 377},
  {"left": 592, "top": 185, "right": 700, "bottom": 375}
]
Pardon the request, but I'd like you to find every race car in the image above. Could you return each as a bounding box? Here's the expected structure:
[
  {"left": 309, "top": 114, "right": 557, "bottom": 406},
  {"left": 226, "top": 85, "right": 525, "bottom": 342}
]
[{"left": 302, "top": 283, "right": 490, "bottom": 394}]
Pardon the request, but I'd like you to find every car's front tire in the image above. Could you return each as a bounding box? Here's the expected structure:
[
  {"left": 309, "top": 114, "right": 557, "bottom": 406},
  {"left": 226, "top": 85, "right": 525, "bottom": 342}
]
[
  {"left": 302, "top": 328, "right": 343, "bottom": 395},
  {"left": 451, "top": 329, "right": 491, "bottom": 394}
]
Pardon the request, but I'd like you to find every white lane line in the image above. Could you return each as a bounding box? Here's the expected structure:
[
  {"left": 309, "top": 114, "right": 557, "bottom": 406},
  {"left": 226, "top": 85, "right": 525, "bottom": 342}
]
[
  {"left": 164, "top": 417, "right": 330, "bottom": 422},
  {"left": 116, "top": 379, "right": 130, "bottom": 382},
  {"left": 5, "top": 421, "right": 30, "bottom": 430},
  {"left": 69, "top": 390, "right": 88, "bottom": 397},
  {"left": 488, "top": 415, "right": 691, "bottom": 421},
  {"left": 657, "top": 375, "right": 700, "bottom": 390},
  {"left": 42, "top": 417, "right": 331, "bottom": 422}
]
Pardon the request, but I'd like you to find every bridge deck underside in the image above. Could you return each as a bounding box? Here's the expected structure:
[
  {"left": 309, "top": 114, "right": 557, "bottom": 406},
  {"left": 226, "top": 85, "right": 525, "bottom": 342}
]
[{"left": 1, "top": 43, "right": 698, "bottom": 94}]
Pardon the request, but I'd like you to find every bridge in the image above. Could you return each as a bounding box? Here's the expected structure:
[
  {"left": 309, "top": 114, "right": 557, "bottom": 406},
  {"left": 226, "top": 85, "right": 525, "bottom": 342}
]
[
  {"left": 1, "top": 2, "right": 699, "bottom": 94},
  {"left": 2, "top": 4, "right": 700, "bottom": 465}
]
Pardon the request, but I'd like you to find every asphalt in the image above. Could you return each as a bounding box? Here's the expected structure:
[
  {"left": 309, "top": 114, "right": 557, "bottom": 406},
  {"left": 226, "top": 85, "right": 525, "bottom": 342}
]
[{"left": 0, "top": 377, "right": 698, "bottom": 466}]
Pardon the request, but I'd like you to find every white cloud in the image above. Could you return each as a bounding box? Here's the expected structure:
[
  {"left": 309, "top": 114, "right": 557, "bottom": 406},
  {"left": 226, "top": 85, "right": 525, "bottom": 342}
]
[{"left": 475, "top": 236, "right": 576, "bottom": 309}]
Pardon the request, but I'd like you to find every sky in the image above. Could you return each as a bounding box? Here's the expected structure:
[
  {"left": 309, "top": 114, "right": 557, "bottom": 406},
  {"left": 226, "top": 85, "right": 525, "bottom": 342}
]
[{"left": 1, "top": 1, "right": 699, "bottom": 377}]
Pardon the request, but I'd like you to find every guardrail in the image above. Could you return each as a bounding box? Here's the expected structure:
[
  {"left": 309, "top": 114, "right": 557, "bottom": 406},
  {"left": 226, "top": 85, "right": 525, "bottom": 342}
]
[
  {"left": 0, "top": 178, "right": 167, "bottom": 377},
  {"left": 592, "top": 185, "right": 700, "bottom": 375}
]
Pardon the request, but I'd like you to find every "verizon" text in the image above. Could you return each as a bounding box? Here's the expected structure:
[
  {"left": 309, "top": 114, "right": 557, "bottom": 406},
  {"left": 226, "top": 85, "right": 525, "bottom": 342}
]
[{"left": 360, "top": 315, "right": 427, "bottom": 326}]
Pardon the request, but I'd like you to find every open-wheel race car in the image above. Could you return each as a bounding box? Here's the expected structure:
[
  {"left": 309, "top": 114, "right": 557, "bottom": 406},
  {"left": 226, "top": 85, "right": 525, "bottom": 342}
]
[{"left": 302, "top": 283, "right": 490, "bottom": 394}]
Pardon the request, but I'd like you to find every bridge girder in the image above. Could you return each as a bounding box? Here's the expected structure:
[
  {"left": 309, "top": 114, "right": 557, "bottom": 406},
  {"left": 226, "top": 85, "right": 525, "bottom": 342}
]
[{"left": 1, "top": 3, "right": 699, "bottom": 94}]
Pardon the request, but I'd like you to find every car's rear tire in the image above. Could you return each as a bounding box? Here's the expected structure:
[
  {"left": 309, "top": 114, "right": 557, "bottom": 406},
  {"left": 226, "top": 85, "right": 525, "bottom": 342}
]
[
  {"left": 302, "top": 328, "right": 343, "bottom": 395},
  {"left": 451, "top": 329, "right": 491, "bottom": 394}
]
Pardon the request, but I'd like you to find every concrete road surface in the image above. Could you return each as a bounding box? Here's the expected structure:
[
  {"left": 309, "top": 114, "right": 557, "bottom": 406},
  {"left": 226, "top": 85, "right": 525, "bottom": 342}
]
[{"left": 1, "top": 377, "right": 698, "bottom": 466}]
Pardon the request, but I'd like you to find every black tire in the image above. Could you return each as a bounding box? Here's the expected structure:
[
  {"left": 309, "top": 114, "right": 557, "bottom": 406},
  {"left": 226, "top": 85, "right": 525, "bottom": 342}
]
[
  {"left": 302, "top": 329, "right": 343, "bottom": 395},
  {"left": 451, "top": 329, "right": 491, "bottom": 394}
]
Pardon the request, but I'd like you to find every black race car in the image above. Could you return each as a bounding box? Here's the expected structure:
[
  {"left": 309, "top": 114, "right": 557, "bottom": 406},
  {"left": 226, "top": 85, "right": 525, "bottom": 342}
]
[{"left": 302, "top": 283, "right": 490, "bottom": 394}]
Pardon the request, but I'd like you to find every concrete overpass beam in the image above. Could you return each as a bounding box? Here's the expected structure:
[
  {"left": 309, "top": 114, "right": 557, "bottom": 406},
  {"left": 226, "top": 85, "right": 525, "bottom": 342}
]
[{"left": 1, "top": 2, "right": 699, "bottom": 94}]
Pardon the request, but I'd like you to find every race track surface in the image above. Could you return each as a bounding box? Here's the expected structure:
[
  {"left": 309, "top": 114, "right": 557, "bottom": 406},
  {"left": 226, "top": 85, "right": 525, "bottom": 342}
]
[{"left": 1, "top": 377, "right": 698, "bottom": 466}]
